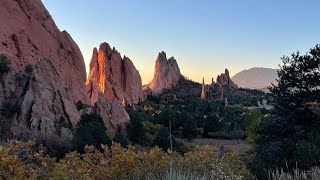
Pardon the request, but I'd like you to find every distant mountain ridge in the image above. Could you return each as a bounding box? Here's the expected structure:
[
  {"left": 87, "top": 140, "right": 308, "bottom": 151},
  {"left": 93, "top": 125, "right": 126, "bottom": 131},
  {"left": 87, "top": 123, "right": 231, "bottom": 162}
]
[{"left": 231, "top": 67, "right": 278, "bottom": 90}]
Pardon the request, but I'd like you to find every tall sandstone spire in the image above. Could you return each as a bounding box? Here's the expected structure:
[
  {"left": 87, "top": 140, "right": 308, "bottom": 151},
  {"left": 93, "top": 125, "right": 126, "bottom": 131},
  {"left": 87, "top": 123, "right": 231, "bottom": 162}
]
[
  {"left": 216, "top": 69, "right": 238, "bottom": 89},
  {"left": 86, "top": 42, "right": 143, "bottom": 104},
  {"left": 145, "top": 51, "right": 181, "bottom": 94},
  {"left": 201, "top": 77, "right": 206, "bottom": 100}
]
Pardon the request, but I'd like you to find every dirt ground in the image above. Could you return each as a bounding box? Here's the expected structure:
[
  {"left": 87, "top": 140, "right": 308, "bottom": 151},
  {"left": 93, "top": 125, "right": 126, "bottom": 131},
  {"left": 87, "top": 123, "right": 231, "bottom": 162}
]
[{"left": 192, "top": 138, "right": 253, "bottom": 154}]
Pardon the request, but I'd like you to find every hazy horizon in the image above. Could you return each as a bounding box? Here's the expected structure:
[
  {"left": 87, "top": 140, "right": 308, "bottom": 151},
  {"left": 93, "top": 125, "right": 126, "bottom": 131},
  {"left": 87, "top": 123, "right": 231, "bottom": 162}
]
[{"left": 42, "top": 0, "right": 320, "bottom": 84}]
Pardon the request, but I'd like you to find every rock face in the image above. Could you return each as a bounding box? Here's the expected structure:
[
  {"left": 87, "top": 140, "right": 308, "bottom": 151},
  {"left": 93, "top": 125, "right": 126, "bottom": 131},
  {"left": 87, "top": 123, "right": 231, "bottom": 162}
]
[
  {"left": 216, "top": 69, "right": 238, "bottom": 89},
  {"left": 146, "top": 51, "right": 182, "bottom": 94},
  {"left": 0, "top": 0, "right": 131, "bottom": 138},
  {"left": 93, "top": 93, "right": 130, "bottom": 131},
  {"left": 0, "top": 60, "right": 80, "bottom": 140},
  {"left": 0, "top": 0, "right": 88, "bottom": 103},
  {"left": 86, "top": 43, "right": 143, "bottom": 105},
  {"left": 0, "top": 0, "right": 94, "bottom": 141}
]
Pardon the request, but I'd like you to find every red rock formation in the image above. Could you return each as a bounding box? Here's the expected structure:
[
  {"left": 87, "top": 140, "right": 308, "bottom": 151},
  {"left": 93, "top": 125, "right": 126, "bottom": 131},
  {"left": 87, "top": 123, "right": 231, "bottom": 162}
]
[
  {"left": 0, "top": 0, "right": 128, "bottom": 139},
  {"left": 0, "top": 0, "right": 91, "bottom": 140},
  {"left": 146, "top": 51, "right": 182, "bottom": 94},
  {"left": 86, "top": 43, "right": 143, "bottom": 104},
  {"left": 201, "top": 77, "right": 206, "bottom": 100},
  {"left": 0, "top": 0, "right": 88, "bottom": 103},
  {"left": 93, "top": 93, "right": 130, "bottom": 132},
  {"left": 216, "top": 69, "right": 238, "bottom": 89}
]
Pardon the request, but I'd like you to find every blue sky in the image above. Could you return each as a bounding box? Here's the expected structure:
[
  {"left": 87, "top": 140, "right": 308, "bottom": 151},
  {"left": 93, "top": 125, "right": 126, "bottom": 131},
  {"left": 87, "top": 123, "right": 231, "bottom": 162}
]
[{"left": 42, "top": 0, "right": 320, "bottom": 84}]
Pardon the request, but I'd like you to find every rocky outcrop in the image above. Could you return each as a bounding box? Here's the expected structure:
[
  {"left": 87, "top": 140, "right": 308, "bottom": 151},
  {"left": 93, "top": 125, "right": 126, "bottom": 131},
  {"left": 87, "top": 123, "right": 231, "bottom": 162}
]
[
  {"left": 93, "top": 93, "right": 130, "bottom": 132},
  {"left": 145, "top": 51, "right": 182, "bottom": 94},
  {"left": 0, "top": 0, "right": 89, "bottom": 103},
  {"left": 0, "top": 0, "right": 133, "bottom": 140},
  {"left": 86, "top": 43, "right": 143, "bottom": 104},
  {"left": 0, "top": 0, "right": 91, "bottom": 141},
  {"left": 201, "top": 78, "right": 206, "bottom": 100},
  {"left": 0, "top": 60, "right": 79, "bottom": 140},
  {"left": 216, "top": 69, "right": 238, "bottom": 89}
]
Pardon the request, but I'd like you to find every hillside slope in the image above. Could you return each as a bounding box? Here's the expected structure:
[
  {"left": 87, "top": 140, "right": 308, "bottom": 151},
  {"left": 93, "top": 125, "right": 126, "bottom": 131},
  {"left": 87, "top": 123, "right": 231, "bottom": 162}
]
[{"left": 231, "top": 67, "right": 278, "bottom": 89}]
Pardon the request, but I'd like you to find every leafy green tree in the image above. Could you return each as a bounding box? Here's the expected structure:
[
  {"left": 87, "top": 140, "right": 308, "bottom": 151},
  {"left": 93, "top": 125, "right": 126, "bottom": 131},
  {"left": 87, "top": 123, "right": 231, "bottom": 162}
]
[
  {"left": 203, "top": 113, "right": 220, "bottom": 137},
  {"left": 252, "top": 45, "right": 320, "bottom": 179},
  {"left": 73, "top": 113, "right": 111, "bottom": 153},
  {"left": 183, "top": 114, "right": 198, "bottom": 139},
  {"left": 154, "top": 126, "right": 171, "bottom": 150},
  {"left": 0, "top": 54, "right": 11, "bottom": 74},
  {"left": 244, "top": 109, "right": 261, "bottom": 142}
]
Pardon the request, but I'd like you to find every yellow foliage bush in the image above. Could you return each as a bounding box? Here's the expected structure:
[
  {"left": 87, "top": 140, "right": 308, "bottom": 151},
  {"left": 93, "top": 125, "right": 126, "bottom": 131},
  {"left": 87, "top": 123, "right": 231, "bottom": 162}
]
[{"left": 0, "top": 140, "right": 249, "bottom": 179}]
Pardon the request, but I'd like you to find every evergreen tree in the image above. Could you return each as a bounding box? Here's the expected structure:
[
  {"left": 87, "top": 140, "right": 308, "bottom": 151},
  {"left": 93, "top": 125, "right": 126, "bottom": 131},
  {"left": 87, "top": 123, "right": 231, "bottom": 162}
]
[
  {"left": 73, "top": 113, "right": 111, "bottom": 153},
  {"left": 154, "top": 127, "right": 171, "bottom": 150},
  {"left": 252, "top": 45, "right": 320, "bottom": 179},
  {"left": 203, "top": 113, "right": 220, "bottom": 137},
  {"left": 113, "top": 131, "right": 129, "bottom": 148},
  {"left": 126, "top": 115, "right": 146, "bottom": 145},
  {"left": 183, "top": 114, "right": 198, "bottom": 139}
]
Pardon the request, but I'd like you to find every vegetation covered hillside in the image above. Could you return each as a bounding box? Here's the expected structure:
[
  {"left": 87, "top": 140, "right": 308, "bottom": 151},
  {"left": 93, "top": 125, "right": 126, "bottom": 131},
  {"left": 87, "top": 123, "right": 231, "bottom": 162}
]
[{"left": 124, "top": 75, "right": 273, "bottom": 153}]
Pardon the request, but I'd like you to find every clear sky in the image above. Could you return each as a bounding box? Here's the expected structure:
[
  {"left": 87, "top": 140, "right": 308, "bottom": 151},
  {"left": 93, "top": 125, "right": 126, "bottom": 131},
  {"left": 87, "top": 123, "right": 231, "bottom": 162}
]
[{"left": 42, "top": 0, "right": 320, "bottom": 84}]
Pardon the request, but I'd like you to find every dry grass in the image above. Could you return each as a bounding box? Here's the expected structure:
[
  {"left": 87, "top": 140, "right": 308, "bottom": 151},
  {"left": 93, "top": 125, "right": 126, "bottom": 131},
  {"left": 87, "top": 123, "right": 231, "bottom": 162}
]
[{"left": 192, "top": 138, "right": 252, "bottom": 154}]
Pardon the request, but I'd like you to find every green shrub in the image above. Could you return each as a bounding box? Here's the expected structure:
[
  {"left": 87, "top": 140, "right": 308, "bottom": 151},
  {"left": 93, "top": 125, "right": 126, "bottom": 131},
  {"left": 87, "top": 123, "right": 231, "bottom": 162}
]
[
  {"left": 203, "top": 113, "right": 221, "bottom": 137},
  {"left": 172, "top": 138, "right": 195, "bottom": 154},
  {"left": 1, "top": 100, "right": 21, "bottom": 118},
  {"left": 0, "top": 54, "right": 11, "bottom": 74},
  {"left": 24, "top": 64, "right": 33, "bottom": 74},
  {"left": 76, "top": 101, "right": 86, "bottom": 111},
  {"left": 244, "top": 109, "right": 262, "bottom": 142},
  {"left": 112, "top": 131, "right": 129, "bottom": 148}
]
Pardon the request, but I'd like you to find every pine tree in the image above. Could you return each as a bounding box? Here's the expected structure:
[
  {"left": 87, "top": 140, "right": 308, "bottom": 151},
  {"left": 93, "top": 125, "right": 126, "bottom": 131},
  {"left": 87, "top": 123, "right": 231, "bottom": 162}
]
[
  {"left": 252, "top": 45, "right": 320, "bottom": 179},
  {"left": 73, "top": 113, "right": 111, "bottom": 153},
  {"left": 183, "top": 114, "right": 198, "bottom": 139}
]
